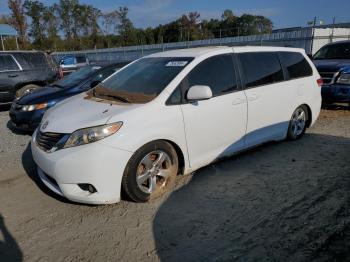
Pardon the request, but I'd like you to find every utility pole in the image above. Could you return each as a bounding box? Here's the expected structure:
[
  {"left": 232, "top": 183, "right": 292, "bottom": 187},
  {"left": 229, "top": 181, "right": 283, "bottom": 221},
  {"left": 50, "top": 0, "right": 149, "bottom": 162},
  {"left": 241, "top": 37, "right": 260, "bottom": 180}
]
[
  {"left": 1, "top": 35, "right": 4, "bottom": 51},
  {"left": 330, "top": 16, "right": 336, "bottom": 43}
]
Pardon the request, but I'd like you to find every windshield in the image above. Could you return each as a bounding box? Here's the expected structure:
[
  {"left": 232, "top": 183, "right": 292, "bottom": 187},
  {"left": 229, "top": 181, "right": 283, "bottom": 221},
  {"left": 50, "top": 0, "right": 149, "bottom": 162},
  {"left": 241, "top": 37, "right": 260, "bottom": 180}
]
[
  {"left": 52, "top": 66, "right": 100, "bottom": 88},
  {"left": 93, "top": 57, "right": 193, "bottom": 103},
  {"left": 313, "top": 43, "right": 350, "bottom": 60}
]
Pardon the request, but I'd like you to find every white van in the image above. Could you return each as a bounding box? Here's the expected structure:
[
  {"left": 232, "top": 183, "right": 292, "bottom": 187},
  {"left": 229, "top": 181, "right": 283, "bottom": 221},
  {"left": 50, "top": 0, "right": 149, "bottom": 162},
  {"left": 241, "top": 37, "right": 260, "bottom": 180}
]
[{"left": 31, "top": 46, "right": 322, "bottom": 204}]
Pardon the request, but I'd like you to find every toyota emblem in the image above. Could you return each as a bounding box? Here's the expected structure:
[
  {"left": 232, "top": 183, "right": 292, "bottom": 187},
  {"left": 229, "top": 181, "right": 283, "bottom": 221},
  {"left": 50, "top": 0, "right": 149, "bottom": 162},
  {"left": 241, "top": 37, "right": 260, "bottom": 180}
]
[{"left": 41, "top": 121, "right": 49, "bottom": 130}]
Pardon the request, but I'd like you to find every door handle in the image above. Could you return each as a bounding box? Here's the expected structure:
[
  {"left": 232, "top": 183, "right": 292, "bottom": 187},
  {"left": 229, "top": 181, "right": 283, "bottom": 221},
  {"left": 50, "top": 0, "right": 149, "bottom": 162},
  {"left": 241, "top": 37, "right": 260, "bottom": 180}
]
[
  {"left": 232, "top": 98, "right": 246, "bottom": 105},
  {"left": 8, "top": 74, "right": 18, "bottom": 78},
  {"left": 247, "top": 94, "right": 259, "bottom": 101}
]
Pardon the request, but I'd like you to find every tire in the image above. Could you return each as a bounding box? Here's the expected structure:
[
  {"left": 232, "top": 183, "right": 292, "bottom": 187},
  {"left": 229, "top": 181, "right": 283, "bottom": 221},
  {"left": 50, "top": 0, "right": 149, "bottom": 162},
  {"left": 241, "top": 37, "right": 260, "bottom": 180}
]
[
  {"left": 16, "top": 84, "right": 41, "bottom": 98},
  {"left": 122, "top": 141, "right": 178, "bottom": 203},
  {"left": 287, "top": 105, "right": 308, "bottom": 140}
]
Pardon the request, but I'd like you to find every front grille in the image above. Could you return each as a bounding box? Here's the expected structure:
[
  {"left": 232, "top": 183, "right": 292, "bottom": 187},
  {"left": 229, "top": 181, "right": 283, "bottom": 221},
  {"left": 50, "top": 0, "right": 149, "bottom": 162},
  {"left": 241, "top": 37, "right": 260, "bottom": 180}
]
[
  {"left": 319, "top": 72, "right": 337, "bottom": 85},
  {"left": 36, "top": 131, "right": 66, "bottom": 152}
]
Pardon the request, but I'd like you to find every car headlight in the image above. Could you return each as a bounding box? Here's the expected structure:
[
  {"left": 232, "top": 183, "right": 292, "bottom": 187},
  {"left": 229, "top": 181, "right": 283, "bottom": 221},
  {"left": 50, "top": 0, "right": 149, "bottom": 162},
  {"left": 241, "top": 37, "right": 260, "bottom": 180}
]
[
  {"left": 21, "top": 103, "right": 48, "bottom": 112},
  {"left": 63, "top": 122, "right": 123, "bottom": 149},
  {"left": 337, "top": 73, "right": 350, "bottom": 85}
]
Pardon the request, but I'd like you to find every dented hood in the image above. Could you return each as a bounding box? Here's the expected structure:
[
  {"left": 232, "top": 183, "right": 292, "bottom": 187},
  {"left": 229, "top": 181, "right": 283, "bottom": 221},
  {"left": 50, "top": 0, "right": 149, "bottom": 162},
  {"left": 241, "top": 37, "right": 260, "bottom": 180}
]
[{"left": 39, "top": 93, "right": 142, "bottom": 134}]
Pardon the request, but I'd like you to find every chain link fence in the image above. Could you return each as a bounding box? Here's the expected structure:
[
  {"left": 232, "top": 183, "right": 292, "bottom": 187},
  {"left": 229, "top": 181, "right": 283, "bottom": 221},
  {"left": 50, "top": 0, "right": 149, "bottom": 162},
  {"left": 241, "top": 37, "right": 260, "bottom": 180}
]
[{"left": 52, "top": 25, "right": 350, "bottom": 63}]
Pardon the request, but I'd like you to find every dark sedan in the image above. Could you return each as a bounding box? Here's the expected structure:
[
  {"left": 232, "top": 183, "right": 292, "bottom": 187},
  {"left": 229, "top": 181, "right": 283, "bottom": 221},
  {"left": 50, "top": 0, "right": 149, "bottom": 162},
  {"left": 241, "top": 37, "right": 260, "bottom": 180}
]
[
  {"left": 313, "top": 40, "right": 350, "bottom": 107},
  {"left": 9, "top": 62, "right": 129, "bottom": 131}
]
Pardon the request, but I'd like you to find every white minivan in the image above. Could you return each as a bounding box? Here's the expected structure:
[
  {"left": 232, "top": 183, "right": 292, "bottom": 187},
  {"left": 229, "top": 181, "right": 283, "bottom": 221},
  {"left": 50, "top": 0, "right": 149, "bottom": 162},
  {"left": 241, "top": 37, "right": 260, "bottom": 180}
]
[{"left": 31, "top": 46, "right": 322, "bottom": 204}]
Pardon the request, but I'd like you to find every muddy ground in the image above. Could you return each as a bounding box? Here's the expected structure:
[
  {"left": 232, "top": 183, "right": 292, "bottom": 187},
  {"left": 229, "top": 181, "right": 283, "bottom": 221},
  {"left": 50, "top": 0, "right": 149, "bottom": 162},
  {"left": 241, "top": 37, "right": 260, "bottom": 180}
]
[{"left": 0, "top": 107, "right": 349, "bottom": 262}]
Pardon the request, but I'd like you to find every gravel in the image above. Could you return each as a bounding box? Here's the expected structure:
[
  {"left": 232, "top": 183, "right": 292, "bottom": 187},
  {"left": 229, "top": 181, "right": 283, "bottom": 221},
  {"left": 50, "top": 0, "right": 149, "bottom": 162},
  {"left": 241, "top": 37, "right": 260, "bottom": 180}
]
[{"left": 0, "top": 106, "right": 349, "bottom": 262}]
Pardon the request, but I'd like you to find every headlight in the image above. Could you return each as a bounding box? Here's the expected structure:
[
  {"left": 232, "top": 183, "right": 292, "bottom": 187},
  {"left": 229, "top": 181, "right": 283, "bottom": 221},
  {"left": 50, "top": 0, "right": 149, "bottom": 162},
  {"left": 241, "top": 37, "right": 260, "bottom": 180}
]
[
  {"left": 63, "top": 122, "right": 123, "bottom": 149},
  {"left": 22, "top": 103, "right": 48, "bottom": 112},
  {"left": 337, "top": 73, "right": 350, "bottom": 85}
]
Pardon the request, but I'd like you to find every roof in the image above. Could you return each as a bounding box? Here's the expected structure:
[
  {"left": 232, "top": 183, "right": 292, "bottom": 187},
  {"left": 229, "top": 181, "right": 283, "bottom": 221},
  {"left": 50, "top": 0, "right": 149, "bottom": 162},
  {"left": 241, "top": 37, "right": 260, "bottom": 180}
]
[
  {"left": 147, "top": 45, "right": 305, "bottom": 58},
  {"left": 322, "top": 40, "right": 350, "bottom": 46},
  {"left": 0, "top": 24, "right": 17, "bottom": 36},
  {"left": 147, "top": 46, "right": 232, "bottom": 58}
]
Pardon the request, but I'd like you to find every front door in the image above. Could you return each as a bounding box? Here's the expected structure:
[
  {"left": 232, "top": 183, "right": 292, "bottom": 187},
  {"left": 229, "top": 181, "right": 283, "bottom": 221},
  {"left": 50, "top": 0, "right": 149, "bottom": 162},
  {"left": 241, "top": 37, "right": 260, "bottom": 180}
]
[{"left": 180, "top": 53, "right": 248, "bottom": 169}]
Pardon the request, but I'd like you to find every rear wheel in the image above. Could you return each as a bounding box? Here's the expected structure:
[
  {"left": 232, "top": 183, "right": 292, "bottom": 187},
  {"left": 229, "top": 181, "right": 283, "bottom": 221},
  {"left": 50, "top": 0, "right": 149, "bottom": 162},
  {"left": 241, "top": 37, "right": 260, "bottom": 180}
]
[
  {"left": 287, "top": 105, "right": 308, "bottom": 140},
  {"left": 16, "top": 84, "right": 41, "bottom": 98},
  {"left": 122, "top": 141, "right": 178, "bottom": 202}
]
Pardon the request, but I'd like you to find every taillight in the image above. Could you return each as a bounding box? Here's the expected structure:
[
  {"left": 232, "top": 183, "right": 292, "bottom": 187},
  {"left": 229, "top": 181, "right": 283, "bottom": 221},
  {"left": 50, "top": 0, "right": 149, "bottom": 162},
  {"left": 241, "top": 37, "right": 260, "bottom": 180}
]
[{"left": 317, "top": 78, "right": 323, "bottom": 87}]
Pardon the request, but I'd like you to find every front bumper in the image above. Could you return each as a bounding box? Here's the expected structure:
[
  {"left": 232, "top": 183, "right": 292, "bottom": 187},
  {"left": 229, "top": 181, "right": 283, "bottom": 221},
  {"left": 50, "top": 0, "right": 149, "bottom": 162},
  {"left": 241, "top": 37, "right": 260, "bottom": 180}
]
[
  {"left": 9, "top": 106, "right": 47, "bottom": 132},
  {"left": 9, "top": 106, "right": 46, "bottom": 132},
  {"left": 321, "top": 84, "right": 350, "bottom": 104},
  {"left": 31, "top": 131, "right": 133, "bottom": 204}
]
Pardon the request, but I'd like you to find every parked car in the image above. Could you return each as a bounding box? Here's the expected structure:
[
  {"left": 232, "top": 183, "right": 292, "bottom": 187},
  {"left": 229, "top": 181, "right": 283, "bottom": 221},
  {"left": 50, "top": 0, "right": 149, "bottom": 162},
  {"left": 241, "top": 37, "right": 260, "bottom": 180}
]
[
  {"left": 0, "top": 51, "right": 58, "bottom": 104},
  {"left": 31, "top": 46, "right": 321, "bottom": 205},
  {"left": 313, "top": 40, "right": 350, "bottom": 107},
  {"left": 10, "top": 62, "right": 128, "bottom": 131},
  {"left": 59, "top": 54, "right": 89, "bottom": 76}
]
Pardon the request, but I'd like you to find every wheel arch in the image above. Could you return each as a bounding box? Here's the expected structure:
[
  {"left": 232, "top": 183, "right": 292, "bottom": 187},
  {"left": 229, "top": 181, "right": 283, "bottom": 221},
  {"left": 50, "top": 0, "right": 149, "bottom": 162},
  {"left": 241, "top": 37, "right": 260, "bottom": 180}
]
[
  {"left": 300, "top": 103, "right": 312, "bottom": 127},
  {"left": 15, "top": 81, "right": 45, "bottom": 90},
  {"left": 130, "top": 139, "right": 186, "bottom": 176}
]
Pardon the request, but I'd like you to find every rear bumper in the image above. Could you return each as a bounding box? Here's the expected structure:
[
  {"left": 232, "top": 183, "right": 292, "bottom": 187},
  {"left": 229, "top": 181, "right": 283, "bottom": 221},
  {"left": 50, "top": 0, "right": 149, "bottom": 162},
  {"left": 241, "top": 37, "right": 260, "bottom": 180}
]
[
  {"left": 31, "top": 130, "right": 133, "bottom": 204},
  {"left": 321, "top": 84, "right": 350, "bottom": 104}
]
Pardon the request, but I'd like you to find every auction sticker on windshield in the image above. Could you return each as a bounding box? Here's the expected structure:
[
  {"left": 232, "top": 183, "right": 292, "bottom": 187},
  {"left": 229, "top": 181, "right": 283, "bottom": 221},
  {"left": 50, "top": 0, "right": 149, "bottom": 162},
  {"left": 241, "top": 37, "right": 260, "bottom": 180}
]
[{"left": 166, "top": 61, "right": 189, "bottom": 67}]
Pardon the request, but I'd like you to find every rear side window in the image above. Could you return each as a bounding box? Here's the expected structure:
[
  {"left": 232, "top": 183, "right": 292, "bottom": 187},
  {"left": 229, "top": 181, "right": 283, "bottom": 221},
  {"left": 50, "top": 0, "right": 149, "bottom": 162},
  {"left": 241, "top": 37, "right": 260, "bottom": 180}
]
[
  {"left": 186, "top": 54, "right": 238, "bottom": 96},
  {"left": 0, "top": 55, "right": 20, "bottom": 71},
  {"left": 24, "top": 53, "right": 47, "bottom": 68},
  {"left": 279, "top": 52, "right": 313, "bottom": 79},
  {"left": 238, "top": 52, "right": 284, "bottom": 88}
]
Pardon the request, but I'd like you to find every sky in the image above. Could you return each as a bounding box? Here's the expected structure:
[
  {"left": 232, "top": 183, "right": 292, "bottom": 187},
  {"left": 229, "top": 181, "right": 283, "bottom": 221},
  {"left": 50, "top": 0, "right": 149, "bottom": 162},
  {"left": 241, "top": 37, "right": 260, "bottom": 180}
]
[{"left": 0, "top": 0, "right": 350, "bottom": 29}]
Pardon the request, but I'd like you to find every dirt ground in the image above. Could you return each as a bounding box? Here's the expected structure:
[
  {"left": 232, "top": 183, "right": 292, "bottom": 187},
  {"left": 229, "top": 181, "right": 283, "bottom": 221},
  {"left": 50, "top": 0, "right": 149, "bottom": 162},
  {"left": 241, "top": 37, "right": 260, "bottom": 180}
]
[{"left": 0, "top": 107, "right": 349, "bottom": 262}]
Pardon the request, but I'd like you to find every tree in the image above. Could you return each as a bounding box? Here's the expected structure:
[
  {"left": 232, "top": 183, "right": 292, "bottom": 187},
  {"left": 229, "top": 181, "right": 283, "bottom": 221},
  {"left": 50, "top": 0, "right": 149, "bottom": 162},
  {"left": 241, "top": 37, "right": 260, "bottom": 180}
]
[
  {"left": 116, "top": 6, "right": 136, "bottom": 46},
  {"left": 180, "top": 12, "right": 201, "bottom": 41},
  {"left": 0, "top": 15, "right": 10, "bottom": 24},
  {"left": 23, "top": 0, "right": 45, "bottom": 47},
  {"left": 7, "top": 0, "right": 27, "bottom": 45},
  {"left": 236, "top": 14, "right": 272, "bottom": 35},
  {"left": 42, "top": 5, "right": 60, "bottom": 50}
]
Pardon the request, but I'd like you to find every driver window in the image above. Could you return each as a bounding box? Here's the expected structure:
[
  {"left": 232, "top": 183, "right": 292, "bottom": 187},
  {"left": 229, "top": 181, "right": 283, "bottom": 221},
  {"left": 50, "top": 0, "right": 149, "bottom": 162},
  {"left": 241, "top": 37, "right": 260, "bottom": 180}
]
[{"left": 184, "top": 54, "right": 238, "bottom": 99}]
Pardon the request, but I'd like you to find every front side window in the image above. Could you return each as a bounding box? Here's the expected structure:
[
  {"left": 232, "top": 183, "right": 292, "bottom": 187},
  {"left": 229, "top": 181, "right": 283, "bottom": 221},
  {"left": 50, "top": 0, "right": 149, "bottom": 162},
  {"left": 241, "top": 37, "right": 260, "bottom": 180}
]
[
  {"left": 238, "top": 52, "right": 284, "bottom": 88},
  {"left": 313, "top": 43, "right": 350, "bottom": 60},
  {"left": 279, "top": 52, "right": 313, "bottom": 79},
  {"left": 0, "top": 55, "right": 20, "bottom": 71},
  {"left": 184, "top": 54, "right": 238, "bottom": 97},
  {"left": 94, "top": 57, "right": 193, "bottom": 103}
]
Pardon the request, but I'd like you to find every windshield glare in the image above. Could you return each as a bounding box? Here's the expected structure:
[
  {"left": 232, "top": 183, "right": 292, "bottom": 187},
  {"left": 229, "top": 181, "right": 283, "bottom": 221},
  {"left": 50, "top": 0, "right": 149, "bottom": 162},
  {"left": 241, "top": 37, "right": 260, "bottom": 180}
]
[
  {"left": 94, "top": 57, "right": 193, "bottom": 103},
  {"left": 313, "top": 43, "right": 350, "bottom": 60},
  {"left": 53, "top": 66, "right": 100, "bottom": 88}
]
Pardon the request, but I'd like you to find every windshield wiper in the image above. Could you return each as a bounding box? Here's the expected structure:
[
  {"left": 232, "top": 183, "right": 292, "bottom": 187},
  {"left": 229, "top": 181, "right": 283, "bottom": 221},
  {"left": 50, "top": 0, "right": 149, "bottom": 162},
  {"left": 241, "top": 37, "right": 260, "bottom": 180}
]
[{"left": 96, "top": 92, "right": 131, "bottom": 103}]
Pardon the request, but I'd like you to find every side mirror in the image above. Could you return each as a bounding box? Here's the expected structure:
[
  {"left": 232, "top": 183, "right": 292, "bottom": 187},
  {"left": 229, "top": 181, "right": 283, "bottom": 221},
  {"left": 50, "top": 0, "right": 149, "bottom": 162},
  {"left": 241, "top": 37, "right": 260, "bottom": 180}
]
[{"left": 187, "top": 85, "right": 213, "bottom": 101}]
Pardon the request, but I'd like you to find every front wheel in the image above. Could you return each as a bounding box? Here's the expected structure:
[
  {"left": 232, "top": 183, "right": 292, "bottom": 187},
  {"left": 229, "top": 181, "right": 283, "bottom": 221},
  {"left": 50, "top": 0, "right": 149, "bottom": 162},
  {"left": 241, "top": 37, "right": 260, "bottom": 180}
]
[
  {"left": 287, "top": 105, "right": 308, "bottom": 140},
  {"left": 16, "top": 84, "right": 41, "bottom": 98},
  {"left": 122, "top": 141, "right": 178, "bottom": 202}
]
